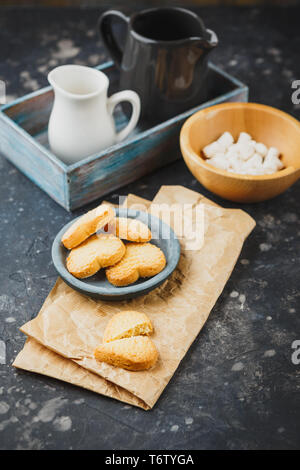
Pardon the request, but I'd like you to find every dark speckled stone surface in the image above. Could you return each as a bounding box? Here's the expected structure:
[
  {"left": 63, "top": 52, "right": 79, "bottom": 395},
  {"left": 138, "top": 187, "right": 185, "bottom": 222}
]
[{"left": 0, "top": 4, "right": 299, "bottom": 450}]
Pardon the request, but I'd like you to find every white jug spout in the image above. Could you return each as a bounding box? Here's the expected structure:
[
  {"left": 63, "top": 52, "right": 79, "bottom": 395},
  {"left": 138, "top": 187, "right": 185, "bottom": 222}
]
[{"left": 48, "top": 64, "right": 109, "bottom": 99}]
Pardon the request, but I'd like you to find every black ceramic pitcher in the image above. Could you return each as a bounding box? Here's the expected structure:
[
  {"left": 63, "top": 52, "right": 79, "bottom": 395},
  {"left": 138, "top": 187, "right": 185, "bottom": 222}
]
[{"left": 98, "top": 7, "right": 218, "bottom": 123}]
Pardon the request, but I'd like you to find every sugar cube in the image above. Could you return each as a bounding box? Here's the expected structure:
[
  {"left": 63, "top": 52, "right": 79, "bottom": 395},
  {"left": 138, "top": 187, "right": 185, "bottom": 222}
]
[
  {"left": 238, "top": 141, "right": 255, "bottom": 161},
  {"left": 267, "top": 147, "right": 280, "bottom": 159},
  {"left": 255, "top": 142, "right": 268, "bottom": 157},
  {"left": 226, "top": 145, "right": 239, "bottom": 159},
  {"left": 237, "top": 132, "right": 252, "bottom": 144},
  {"left": 207, "top": 154, "right": 229, "bottom": 170},
  {"left": 217, "top": 132, "right": 234, "bottom": 150},
  {"left": 203, "top": 141, "right": 223, "bottom": 158},
  {"left": 263, "top": 151, "right": 283, "bottom": 172},
  {"left": 228, "top": 154, "right": 244, "bottom": 173},
  {"left": 244, "top": 153, "right": 263, "bottom": 170}
]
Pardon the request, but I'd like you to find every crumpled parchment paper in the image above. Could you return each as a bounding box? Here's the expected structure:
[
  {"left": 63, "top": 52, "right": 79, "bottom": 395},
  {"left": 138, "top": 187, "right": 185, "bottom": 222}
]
[{"left": 13, "top": 185, "right": 255, "bottom": 410}]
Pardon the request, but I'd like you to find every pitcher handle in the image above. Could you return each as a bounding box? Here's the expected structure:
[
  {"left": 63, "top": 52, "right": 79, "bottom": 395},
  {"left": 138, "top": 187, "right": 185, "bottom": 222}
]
[
  {"left": 98, "top": 10, "right": 129, "bottom": 67},
  {"left": 107, "top": 90, "right": 141, "bottom": 143}
]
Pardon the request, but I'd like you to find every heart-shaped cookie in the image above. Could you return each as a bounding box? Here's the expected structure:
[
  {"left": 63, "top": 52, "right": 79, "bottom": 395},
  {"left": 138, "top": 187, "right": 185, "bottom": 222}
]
[
  {"left": 103, "top": 310, "right": 153, "bottom": 343},
  {"left": 113, "top": 217, "right": 151, "bottom": 242},
  {"left": 105, "top": 242, "right": 166, "bottom": 286},
  {"left": 95, "top": 310, "right": 158, "bottom": 371},
  {"left": 67, "top": 234, "right": 125, "bottom": 279},
  {"left": 94, "top": 336, "right": 158, "bottom": 371},
  {"left": 62, "top": 204, "right": 115, "bottom": 250}
]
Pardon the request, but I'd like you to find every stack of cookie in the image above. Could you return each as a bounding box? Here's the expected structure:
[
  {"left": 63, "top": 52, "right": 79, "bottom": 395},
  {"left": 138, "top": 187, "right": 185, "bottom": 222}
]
[
  {"left": 95, "top": 311, "right": 158, "bottom": 371},
  {"left": 61, "top": 204, "right": 166, "bottom": 286}
]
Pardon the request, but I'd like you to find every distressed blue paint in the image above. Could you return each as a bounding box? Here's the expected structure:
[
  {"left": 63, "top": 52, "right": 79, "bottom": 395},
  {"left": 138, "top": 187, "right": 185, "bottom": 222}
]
[
  {"left": 68, "top": 125, "right": 177, "bottom": 208},
  {"left": 0, "top": 61, "right": 248, "bottom": 211},
  {"left": 0, "top": 115, "right": 66, "bottom": 206}
]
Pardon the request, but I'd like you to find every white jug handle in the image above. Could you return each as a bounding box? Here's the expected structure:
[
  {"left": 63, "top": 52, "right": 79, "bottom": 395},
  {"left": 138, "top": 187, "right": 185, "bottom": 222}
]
[{"left": 107, "top": 90, "right": 141, "bottom": 143}]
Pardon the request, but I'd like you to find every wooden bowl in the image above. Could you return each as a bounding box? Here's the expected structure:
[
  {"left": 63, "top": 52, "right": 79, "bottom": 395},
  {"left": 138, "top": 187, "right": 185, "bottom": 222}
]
[{"left": 180, "top": 102, "right": 300, "bottom": 203}]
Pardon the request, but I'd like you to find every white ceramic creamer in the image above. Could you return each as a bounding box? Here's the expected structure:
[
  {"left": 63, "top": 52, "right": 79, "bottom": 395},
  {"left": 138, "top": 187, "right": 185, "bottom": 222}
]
[{"left": 48, "top": 65, "right": 141, "bottom": 165}]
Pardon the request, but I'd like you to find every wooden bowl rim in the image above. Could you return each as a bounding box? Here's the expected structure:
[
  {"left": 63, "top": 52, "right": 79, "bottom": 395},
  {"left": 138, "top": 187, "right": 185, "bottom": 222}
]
[{"left": 180, "top": 102, "right": 300, "bottom": 181}]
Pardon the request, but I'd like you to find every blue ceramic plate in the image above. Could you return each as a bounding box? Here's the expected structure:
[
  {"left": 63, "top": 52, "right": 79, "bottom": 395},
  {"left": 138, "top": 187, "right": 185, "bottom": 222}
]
[{"left": 52, "top": 208, "right": 181, "bottom": 300}]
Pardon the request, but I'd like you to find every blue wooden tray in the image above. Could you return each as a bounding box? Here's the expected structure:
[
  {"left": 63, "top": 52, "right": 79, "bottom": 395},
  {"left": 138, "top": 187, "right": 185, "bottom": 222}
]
[{"left": 0, "top": 62, "right": 248, "bottom": 211}]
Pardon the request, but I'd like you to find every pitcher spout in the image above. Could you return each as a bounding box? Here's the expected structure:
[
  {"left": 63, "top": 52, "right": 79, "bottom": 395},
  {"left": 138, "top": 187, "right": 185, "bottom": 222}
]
[
  {"left": 48, "top": 64, "right": 109, "bottom": 100},
  {"left": 190, "top": 29, "right": 218, "bottom": 51}
]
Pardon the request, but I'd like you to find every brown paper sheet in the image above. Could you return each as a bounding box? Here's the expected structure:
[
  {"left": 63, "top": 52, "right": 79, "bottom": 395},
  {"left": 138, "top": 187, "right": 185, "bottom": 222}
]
[
  {"left": 14, "top": 185, "right": 255, "bottom": 409},
  {"left": 15, "top": 338, "right": 148, "bottom": 409}
]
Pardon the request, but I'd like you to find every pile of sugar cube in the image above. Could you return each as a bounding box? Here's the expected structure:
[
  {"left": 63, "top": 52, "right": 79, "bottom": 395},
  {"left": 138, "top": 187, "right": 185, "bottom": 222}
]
[{"left": 202, "top": 131, "right": 284, "bottom": 175}]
